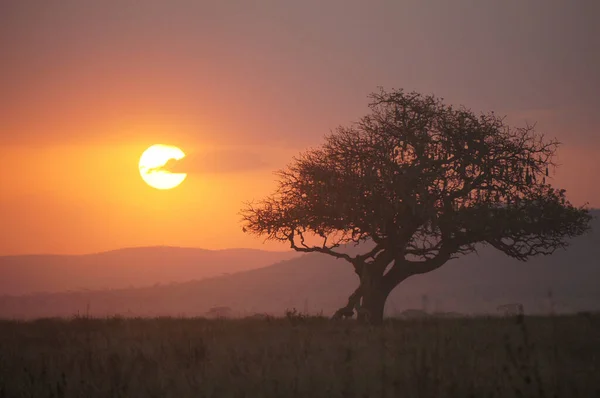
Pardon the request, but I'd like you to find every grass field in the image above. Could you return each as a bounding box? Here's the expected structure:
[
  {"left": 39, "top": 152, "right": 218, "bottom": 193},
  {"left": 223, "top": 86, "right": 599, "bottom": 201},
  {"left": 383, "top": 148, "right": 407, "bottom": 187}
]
[{"left": 0, "top": 314, "right": 599, "bottom": 398}]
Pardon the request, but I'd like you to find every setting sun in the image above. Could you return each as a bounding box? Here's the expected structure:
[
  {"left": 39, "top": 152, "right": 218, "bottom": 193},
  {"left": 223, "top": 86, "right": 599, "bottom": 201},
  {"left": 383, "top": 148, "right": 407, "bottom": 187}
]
[{"left": 139, "top": 144, "right": 187, "bottom": 190}]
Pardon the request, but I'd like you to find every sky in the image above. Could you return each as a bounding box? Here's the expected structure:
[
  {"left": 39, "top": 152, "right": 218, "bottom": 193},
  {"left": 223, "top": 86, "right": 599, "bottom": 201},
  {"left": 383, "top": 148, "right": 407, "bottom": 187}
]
[{"left": 1, "top": 0, "right": 599, "bottom": 255}]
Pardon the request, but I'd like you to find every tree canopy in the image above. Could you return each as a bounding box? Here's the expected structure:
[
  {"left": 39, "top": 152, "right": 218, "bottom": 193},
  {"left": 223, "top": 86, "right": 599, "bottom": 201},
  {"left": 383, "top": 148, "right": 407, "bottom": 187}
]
[{"left": 241, "top": 88, "right": 592, "bottom": 323}]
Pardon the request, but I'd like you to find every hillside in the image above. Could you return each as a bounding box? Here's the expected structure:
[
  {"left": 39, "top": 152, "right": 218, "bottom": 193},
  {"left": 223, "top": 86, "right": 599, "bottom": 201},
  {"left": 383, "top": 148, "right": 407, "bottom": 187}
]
[
  {"left": 1, "top": 211, "right": 597, "bottom": 319},
  {"left": 0, "top": 246, "right": 299, "bottom": 295}
]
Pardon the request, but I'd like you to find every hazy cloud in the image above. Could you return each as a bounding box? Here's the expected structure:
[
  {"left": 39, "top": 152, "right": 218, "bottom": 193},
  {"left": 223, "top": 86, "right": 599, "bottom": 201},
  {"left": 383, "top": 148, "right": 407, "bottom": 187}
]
[{"left": 156, "top": 150, "right": 269, "bottom": 174}]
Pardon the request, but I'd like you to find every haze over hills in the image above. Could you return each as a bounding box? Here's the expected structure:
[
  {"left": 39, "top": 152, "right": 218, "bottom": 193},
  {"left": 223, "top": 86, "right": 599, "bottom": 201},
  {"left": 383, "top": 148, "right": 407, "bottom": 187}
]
[
  {"left": 1, "top": 211, "right": 597, "bottom": 319},
  {"left": 0, "top": 246, "right": 300, "bottom": 295}
]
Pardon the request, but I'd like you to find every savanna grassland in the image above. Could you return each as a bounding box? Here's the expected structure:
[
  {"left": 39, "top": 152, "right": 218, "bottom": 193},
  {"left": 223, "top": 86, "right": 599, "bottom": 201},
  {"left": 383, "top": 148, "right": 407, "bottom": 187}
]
[{"left": 1, "top": 314, "right": 599, "bottom": 398}]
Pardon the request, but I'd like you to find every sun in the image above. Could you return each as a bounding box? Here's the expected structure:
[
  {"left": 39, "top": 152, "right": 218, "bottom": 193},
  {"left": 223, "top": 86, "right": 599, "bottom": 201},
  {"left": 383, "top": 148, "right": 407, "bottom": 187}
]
[{"left": 139, "top": 144, "right": 187, "bottom": 190}]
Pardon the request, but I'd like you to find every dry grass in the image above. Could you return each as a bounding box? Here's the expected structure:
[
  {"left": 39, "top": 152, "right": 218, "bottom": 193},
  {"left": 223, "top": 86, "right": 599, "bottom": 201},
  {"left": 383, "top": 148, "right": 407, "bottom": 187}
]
[{"left": 0, "top": 314, "right": 599, "bottom": 397}]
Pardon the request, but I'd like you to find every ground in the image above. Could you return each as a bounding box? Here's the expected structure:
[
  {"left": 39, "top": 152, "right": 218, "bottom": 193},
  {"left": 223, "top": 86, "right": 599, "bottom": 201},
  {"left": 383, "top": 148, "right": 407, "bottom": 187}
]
[{"left": 0, "top": 314, "right": 599, "bottom": 397}]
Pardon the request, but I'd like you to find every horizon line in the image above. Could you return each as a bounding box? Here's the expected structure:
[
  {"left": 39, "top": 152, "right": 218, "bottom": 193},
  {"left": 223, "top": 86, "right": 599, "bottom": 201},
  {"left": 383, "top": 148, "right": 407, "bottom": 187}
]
[{"left": 0, "top": 245, "right": 297, "bottom": 258}]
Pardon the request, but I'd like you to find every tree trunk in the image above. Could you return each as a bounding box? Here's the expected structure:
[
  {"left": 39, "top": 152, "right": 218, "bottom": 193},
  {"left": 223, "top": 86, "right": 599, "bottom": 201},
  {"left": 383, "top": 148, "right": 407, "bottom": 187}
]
[
  {"left": 357, "top": 284, "right": 389, "bottom": 324},
  {"left": 356, "top": 267, "right": 391, "bottom": 325},
  {"left": 332, "top": 253, "right": 400, "bottom": 324}
]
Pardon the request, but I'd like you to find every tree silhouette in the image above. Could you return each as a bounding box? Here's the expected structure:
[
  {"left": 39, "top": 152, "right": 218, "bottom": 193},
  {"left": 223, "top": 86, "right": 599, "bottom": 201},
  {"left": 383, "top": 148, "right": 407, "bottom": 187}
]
[{"left": 241, "top": 88, "right": 592, "bottom": 324}]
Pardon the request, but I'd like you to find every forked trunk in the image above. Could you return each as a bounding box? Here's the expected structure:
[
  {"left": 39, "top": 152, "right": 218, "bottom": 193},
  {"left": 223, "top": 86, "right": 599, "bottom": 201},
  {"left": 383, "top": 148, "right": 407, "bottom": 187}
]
[
  {"left": 356, "top": 268, "right": 392, "bottom": 325},
  {"left": 332, "top": 253, "right": 405, "bottom": 324},
  {"left": 357, "top": 284, "right": 389, "bottom": 324}
]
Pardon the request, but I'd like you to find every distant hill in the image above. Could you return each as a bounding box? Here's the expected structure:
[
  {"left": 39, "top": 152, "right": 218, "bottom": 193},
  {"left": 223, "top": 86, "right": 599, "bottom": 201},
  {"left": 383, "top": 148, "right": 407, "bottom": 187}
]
[
  {"left": 0, "top": 246, "right": 300, "bottom": 295},
  {"left": 0, "top": 211, "right": 597, "bottom": 319}
]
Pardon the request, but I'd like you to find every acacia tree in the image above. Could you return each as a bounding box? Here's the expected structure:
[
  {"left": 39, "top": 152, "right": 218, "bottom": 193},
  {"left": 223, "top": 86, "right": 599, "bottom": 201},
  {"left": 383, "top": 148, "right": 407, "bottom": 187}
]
[{"left": 241, "top": 88, "right": 592, "bottom": 324}]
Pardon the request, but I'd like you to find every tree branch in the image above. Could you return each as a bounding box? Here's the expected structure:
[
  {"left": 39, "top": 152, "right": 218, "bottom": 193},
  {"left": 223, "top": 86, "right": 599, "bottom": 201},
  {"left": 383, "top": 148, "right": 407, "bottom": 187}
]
[
  {"left": 382, "top": 243, "right": 457, "bottom": 291},
  {"left": 331, "top": 284, "right": 363, "bottom": 319}
]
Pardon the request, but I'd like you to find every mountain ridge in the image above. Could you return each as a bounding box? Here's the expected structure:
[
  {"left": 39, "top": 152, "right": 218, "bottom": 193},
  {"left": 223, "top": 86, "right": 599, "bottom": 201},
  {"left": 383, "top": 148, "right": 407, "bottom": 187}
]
[
  {"left": 1, "top": 211, "right": 597, "bottom": 318},
  {"left": 0, "top": 246, "right": 299, "bottom": 295},
  {"left": 0, "top": 245, "right": 294, "bottom": 258}
]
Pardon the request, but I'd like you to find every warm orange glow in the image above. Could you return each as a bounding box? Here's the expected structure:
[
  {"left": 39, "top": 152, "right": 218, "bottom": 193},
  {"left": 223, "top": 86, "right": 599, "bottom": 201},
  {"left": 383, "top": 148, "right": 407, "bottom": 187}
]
[
  {"left": 139, "top": 144, "right": 187, "bottom": 190},
  {"left": 0, "top": 142, "right": 297, "bottom": 255},
  {"left": 2, "top": 1, "right": 597, "bottom": 259}
]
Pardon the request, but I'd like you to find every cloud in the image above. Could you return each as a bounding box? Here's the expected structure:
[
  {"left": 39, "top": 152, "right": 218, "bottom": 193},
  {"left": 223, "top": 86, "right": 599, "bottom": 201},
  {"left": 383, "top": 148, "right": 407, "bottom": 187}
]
[{"left": 156, "top": 150, "right": 270, "bottom": 174}]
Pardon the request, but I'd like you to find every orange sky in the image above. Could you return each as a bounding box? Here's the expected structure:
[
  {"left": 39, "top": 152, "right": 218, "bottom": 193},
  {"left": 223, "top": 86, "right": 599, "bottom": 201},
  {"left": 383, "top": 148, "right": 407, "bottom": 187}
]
[
  {"left": 1, "top": 1, "right": 598, "bottom": 255},
  {"left": 0, "top": 140, "right": 301, "bottom": 255}
]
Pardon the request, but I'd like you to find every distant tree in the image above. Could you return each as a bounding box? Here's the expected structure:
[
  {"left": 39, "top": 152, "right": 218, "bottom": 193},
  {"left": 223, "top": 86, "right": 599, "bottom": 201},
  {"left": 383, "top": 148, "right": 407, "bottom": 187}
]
[
  {"left": 206, "top": 306, "right": 232, "bottom": 318},
  {"left": 497, "top": 303, "right": 524, "bottom": 316},
  {"left": 241, "top": 88, "right": 592, "bottom": 324}
]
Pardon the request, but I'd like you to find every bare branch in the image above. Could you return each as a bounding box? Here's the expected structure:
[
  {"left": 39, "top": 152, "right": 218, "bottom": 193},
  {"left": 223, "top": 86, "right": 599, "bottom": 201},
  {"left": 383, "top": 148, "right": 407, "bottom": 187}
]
[{"left": 331, "top": 285, "right": 363, "bottom": 319}]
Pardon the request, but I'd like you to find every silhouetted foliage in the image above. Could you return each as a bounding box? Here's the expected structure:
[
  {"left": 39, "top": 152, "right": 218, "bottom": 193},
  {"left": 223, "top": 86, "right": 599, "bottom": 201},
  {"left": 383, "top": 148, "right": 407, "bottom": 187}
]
[{"left": 241, "top": 88, "right": 592, "bottom": 324}]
